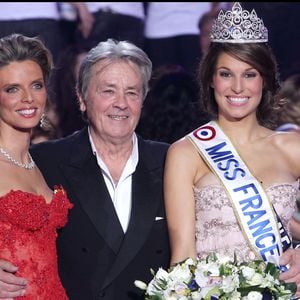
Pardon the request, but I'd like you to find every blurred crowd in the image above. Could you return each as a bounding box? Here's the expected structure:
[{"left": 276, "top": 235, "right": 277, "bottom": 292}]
[{"left": 1, "top": 2, "right": 300, "bottom": 144}]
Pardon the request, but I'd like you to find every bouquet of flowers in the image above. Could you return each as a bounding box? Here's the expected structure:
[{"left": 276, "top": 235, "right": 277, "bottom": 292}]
[{"left": 134, "top": 253, "right": 297, "bottom": 300}]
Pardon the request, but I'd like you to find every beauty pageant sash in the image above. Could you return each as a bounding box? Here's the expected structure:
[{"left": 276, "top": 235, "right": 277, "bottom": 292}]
[{"left": 188, "top": 121, "right": 292, "bottom": 265}]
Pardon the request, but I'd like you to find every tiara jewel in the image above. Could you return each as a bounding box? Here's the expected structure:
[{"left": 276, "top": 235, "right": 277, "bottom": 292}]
[{"left": 210, "top": 2, "right": 268, "bottom": 43}]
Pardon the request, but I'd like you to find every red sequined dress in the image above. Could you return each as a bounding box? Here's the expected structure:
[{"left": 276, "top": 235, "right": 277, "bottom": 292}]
[{"left": 0, "top": 187, "right": 73, "bottom": 299}]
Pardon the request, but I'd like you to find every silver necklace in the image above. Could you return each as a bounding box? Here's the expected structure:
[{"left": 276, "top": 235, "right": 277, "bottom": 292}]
[{"left": 0, "top": 147, "right": 35, "bottom": 170}]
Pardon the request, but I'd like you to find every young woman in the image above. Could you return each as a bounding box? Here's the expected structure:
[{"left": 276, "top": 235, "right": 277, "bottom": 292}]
[
  {"left": 0, "top": 34, "right": 72, "bottom": 299},
  {"left": 164, "top": 2, "right": 300, "bottom": 296}
]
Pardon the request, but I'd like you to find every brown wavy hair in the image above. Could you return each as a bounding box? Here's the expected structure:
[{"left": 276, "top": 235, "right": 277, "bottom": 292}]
[{"left": 0, "top": 33, "right": 53, "bottom": 84}]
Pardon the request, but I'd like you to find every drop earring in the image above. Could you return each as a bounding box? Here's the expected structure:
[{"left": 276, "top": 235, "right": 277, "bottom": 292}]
[
  {"left": 40, "top": 113, "right": 51, "bottom": 130},
  {"left": 40, "top": 113, "right": 46, "bottom": 128}
]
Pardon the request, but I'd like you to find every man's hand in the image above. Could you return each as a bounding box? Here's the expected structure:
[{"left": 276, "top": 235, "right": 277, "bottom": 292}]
[{"left": 0, "top": 260, "right": 27, "bottom": 299}]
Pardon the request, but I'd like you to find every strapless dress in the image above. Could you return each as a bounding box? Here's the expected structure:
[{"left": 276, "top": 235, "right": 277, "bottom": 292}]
[
  {"left": 194, "top": 182, "right": 297, "bottom": 262},
  {"left": 0, "top": 187, "right": 73, "bottom": 299}
]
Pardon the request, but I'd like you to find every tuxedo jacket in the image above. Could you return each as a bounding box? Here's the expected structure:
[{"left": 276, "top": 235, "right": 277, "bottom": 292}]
[{"left": 30, "top": 128, "right": 170, "bottom": 300}]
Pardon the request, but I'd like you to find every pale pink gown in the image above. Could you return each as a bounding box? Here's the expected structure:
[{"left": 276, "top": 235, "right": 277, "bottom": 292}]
[{"left": 194, "top": 182, "right": 297, "bottom": 261}]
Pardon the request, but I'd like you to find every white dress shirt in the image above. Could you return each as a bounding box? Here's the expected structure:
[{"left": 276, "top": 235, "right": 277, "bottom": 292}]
[{"left": 89, "top": 129, "right": 139, "bottom": 232}]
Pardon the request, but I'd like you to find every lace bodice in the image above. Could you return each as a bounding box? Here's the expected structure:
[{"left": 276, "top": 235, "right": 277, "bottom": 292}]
[
  {"left": 0, "top": 188, "right": 73, "bottom": 300},
  {"left": 194, "top": 182, "right": 297, "bottom": 262}
]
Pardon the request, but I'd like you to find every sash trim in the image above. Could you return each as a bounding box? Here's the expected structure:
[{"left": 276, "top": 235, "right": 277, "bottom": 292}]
[{"left": 188, "top": 121, "right": 291, "bottom": 264}]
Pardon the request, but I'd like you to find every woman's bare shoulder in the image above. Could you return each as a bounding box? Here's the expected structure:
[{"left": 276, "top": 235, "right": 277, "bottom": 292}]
[
  {"left": 168, "top": 136, "right": 197, "bottom": 157},
  {"left": 269, "top": 131, "right": 300, "bottom": 170},
  {"left": 166, "top": 136, "right": 208, "bottom": 176},
  {"left": 270, "top": 130, "right": 300, "bottom": 146}
]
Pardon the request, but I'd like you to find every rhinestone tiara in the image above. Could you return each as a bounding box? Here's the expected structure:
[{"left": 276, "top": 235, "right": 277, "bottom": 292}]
[{"left": 210, "top": 2, "right": 268, "bottom": 44}]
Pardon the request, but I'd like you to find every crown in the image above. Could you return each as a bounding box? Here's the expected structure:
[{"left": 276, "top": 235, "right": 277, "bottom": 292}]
[{"left": 210, "top": 2, "right": 268, "bottom": 43}]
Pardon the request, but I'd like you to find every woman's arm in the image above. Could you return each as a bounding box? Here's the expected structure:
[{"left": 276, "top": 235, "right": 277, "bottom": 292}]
[{"left": 164, "top": 139, "right": 199, "bottom": 266}]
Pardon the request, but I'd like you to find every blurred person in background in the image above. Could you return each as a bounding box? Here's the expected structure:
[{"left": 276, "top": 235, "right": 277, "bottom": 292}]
[
  {"left": 71, "top": 3, "right": 145, "bottom": 50},
  {"left": 0, "top": 2, "right": 65, "bottom": 64},
  {"left": 144, "top": 2, "right": 225, "bottom": 76},
  {"left": 276, "top": 74, "right": 300, "bottom": 133},
  {"left": 275, "top": 74, "right": 300, "bottom": 246},
  {"left": 198, "top": 9, "right": 220, "bottom": 57},
  {"left": 137, "top": 64, "right": 210, "bottom": 143},
  {"left": 242, "top": 2, "right": 300, "bottom": 80},
  {"left": 51, "top": 44, "right": 88, "bottom": 137}
]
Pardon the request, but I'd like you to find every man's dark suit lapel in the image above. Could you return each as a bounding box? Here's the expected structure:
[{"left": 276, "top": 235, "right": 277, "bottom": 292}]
[
  {"left": 101, "top": 137, "right": 163, "bottom": 289},
  {"left": 60, "top": 129, "right": 124, "bottom": 253}
]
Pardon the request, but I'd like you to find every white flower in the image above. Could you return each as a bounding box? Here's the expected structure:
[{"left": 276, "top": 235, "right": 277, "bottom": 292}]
[
  {"left": 247, "top": 272, "right": 264, "bottom": 286},
  {"left": 191, "top": 291, "right": 201, "bottom": 300},
  {"left": 231, "top": 290, "right": 242, "bottom": 299},
  {"left": 136, "top": 253, "right": 297, "bottom": 300},
  {"left": 169, "top": 263, "right": 192, "bottom": 284},
  {"left": 221, "top": 274, "right": 239, "bottom": 293},
  {"left": 215, "top": 253, "right": 232, "bottom": 264},
  {"left": 244, "top": 291, "right": 263, "bottom": 300},
  {"left": 206, "top": 261, "right": 220, "bottom": 276},
  {"left": 184, "top": 257, "right": 195, "bottom": 265},
  {"left": 260, "top": 273, "right": 274, "bottom": 288},
  {"left": 164, "top": 296, "right": 177, "bottom": 300},
  {"left": 241, "top": 266, "right": 256, "bottom": 279},
  {"left": 194, "top": 267, "right": 209, "bottom": 287},
  {"left": 134, "top": 280, "right": 147, "bottom": 290},
  {"left": 173, "top": 282, "right": 189, "bottom": 296},
  {"left": 155, "top": 267, "right": 170, "bottom": 281},
  {"left": 147, "top": 267, "right": 170, "bottom": 296}
]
